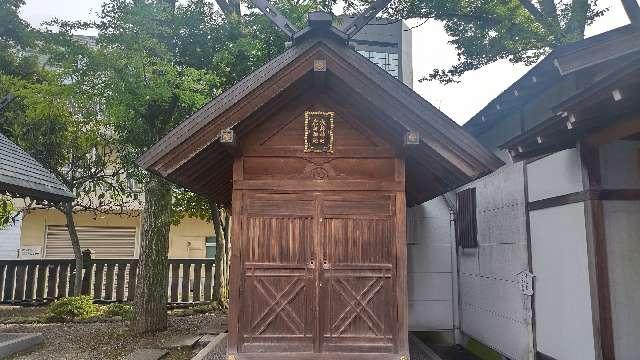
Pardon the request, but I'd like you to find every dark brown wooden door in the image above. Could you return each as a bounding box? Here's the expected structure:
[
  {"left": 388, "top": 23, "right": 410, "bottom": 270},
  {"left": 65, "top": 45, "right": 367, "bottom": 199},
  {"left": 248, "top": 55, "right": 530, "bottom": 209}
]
[
  {"left": 239, "top": 193, "right": 316, "bottom": 353},
  {"left": 320, "top": 193, "right": 396, "bottom": 353},
  {"left": 239, "top": 192, "right": 397, "bottom": 354}
]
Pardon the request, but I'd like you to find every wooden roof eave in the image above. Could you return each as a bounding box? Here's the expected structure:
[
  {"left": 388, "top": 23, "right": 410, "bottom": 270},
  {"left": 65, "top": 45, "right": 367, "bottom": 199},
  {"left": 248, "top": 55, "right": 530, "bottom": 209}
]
[
  {"left": 500, "top": 65, "right": 640, "bottom": 160},
  {"left": 136, "top": 38, "right": 322, "bottom": 172},
  {"left": 140, "top": 32, "right": 503, "bottom": 202},
  {"left": 316, "top": 38, "right": 503, "bottom": 176}
]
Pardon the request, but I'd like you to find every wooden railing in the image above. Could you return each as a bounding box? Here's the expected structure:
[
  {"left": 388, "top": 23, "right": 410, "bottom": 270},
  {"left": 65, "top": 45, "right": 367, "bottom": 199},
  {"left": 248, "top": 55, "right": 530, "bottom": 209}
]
[{"left": 0, "top": 258, "right": 216, "bottom": 305}]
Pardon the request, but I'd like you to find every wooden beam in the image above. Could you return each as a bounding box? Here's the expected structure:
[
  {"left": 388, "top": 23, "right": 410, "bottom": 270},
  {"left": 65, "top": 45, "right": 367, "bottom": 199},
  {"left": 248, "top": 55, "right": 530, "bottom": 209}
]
[
  {"left": 586, "top": 113, "right": 640, "bottom": 145},
  {"left": 579, "top": 142, "right": 615, "bottom": 360},
  {"left": 403, "top": 131, "right": 419, "bottom": 146}
]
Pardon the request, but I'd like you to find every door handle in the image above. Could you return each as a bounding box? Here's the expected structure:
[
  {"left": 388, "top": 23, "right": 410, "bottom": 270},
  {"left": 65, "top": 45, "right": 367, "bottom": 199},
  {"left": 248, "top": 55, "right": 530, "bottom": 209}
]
[
  {"left": 322, "top": 260, "right": 330, "bottom": 269},
  {"left": 308, "top": 259, "right": 315, "bottom": 269}
]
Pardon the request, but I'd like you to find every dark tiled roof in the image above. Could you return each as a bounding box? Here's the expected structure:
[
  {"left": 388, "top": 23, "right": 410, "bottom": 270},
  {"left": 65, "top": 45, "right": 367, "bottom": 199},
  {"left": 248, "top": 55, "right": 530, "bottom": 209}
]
[{"left": 0, "top": 132, "right": 74, "bottom": 202}]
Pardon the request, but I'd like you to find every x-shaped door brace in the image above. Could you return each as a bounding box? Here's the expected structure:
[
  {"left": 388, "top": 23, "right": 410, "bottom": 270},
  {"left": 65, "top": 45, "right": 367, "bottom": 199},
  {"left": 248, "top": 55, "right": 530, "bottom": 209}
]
[
  {"left": 251, "top": 277, "right": 306, "bottom": 335},
  {"left": 332, "top": 277, "right": 385, "bottom": 336}
]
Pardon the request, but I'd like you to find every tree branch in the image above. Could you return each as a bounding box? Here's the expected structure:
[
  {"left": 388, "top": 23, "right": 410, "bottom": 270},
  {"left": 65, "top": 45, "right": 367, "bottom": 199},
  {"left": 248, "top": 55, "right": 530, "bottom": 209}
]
[
  {"left": 517, "top": 0, "right": 546, "bottom": 23},
  {"left": 622, "top": 0, "right": 640, "bottom": 25}
]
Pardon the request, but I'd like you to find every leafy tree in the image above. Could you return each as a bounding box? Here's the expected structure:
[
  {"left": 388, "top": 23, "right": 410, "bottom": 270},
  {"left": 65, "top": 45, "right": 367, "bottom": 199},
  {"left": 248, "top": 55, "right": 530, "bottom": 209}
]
[
  {"left": 0, "top": 63, "right": 135, "bottom": 295},
  {"left": 172, "top": 190, "right": 231, "bottom": 308},
  {"left": 342, "top": 0, "right": 608, "bottom": 83},
  {"left": 1, "top": 1, "right": 135, "bottom": 295},
  {"left": 0, "top": 197, "right": 15, "bottom": 229},
  {"left": 46, "top": 0, "right": 321, "bottom": 332}
]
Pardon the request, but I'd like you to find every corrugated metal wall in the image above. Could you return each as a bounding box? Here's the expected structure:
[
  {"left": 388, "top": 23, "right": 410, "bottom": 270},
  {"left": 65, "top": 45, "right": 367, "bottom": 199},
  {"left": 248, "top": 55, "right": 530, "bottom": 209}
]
[
  {"left": 45, "top": 225, "right": 136, "bottom": 259},
  {"left": 0, "top": 214, "right": 20, "bottom": 259},
  {"left": 456, "top": 162, "right": 532, "bottom": 360},
  {"left": 407, "top": 197, "right": 456, "bottom": 331}
]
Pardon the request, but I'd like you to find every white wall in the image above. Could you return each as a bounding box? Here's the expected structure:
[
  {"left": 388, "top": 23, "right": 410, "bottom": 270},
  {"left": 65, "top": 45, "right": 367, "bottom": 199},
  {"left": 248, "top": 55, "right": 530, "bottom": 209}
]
[
  {"left": 527, "top": 148, "right": 583, "bottom": 201},
  {"left": 0, "top": 214, "right": 21, "bottom": 259},
  {"left": 407, "top": 197, "right": 455, "bottom": 331},
  {"left": 529, "top": 203, "right": 596, "bottom": 360},
  {"left": 456, "top": 162, "right": 532, "bottom": 360},
  {"left": 598, "top": 139, "right": 640, "bottom": 359},
  {"left": 527, "top": 148, "right": 597, "bottom": 360},
  {"left": 603, "top": 201, "right": 640, "bottom": 360}
]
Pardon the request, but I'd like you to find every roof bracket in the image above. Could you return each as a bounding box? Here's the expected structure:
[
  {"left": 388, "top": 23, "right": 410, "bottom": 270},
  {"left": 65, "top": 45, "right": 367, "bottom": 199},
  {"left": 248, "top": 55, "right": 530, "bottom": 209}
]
[
  {"left": 249, "top": 0, "right": 299, "bottom": 38},
  {"left": 341, "top": 0, "right": 393, "bottom": 38}
]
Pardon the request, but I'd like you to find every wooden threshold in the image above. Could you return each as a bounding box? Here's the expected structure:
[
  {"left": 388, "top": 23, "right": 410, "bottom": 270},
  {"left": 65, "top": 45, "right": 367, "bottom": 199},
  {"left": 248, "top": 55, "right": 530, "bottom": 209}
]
[{"left": 233, "top": 352, "right": 404, "bottom": 360}]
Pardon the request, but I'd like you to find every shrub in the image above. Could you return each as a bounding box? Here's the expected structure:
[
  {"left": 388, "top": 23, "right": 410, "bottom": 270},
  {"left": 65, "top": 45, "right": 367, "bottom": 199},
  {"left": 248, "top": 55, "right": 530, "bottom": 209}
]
[
  {"left": 46, "top": 296, "right": 101, "bottom": 322},
  {"left": 103, "top": 303, "right": 133, "bottom": 320}
]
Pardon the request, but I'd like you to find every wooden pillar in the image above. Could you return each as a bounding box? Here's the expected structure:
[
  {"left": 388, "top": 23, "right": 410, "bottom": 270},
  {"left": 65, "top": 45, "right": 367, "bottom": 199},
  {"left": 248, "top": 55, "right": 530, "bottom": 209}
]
[{"left": 579, "top": 141, "right": 615, "bottom": 360}]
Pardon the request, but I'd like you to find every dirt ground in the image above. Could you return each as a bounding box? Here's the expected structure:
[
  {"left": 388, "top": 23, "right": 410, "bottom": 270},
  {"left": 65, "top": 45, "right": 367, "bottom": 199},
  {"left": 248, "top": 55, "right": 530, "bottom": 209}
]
[{"left": 0, "top": 308, "right": 227, "bottom": 360}]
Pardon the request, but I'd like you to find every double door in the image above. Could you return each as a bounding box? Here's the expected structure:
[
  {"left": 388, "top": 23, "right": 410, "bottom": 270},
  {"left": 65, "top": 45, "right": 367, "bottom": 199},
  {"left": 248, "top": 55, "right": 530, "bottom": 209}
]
[{"left": 238, "top": 191, "right": 398, "bottom": 354}]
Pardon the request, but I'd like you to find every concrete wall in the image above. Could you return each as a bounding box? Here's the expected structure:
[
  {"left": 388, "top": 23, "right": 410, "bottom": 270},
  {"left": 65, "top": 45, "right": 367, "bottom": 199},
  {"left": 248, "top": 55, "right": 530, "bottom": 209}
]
[
  {"left": 455, "top": 161, "right": 532, "bottom": 360},
  {"left": 20, "top": 209, "right": 213, "bottom": 258},
  {"left": 527, "top": 148, "right": 597, "bottom": 360},
  {"left": 407, "top": 197, "right": 456, "bottom": 331}
]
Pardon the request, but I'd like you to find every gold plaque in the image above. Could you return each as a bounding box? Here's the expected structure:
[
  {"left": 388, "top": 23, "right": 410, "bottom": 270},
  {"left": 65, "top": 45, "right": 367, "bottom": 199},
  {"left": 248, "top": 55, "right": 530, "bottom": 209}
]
[{"left": 304, "top": 111, "right": 334, "bottom": 153}]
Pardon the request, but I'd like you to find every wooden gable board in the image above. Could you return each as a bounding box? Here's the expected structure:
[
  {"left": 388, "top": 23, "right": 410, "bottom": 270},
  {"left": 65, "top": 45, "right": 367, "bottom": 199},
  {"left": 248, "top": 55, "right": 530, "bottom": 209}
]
[{"left": 137, "top": 32, "right": 502, "bottom": 205}]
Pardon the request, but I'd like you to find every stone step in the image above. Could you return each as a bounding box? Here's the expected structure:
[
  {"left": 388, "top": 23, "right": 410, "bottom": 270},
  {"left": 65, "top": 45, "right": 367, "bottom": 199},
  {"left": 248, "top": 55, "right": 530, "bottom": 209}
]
[
  {"left": 123, "top": 349, "right": 168, "bottom": 360},
  {"left": 161, "top": 335, "right": 203, "bottom": 349}
]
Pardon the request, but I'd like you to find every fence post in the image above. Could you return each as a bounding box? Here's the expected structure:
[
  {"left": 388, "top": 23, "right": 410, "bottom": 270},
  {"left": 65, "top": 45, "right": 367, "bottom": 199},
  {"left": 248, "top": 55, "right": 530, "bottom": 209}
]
[{"left": 81, "top": 250, "right": 93, "bottom": 295}]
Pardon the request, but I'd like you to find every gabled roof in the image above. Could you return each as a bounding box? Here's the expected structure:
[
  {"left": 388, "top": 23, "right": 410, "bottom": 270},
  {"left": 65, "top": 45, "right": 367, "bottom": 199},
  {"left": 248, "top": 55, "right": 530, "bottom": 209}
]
[
  {"left": 500, "top": 55, "right": 640, "bottom": 160},
  {"left": 465, "top": 24, "right": 640, "bottom": 136},
  {"left": 0, "top": 132, "right": 74, "bottom": 202},
  {"left": 138, "top": 25, "right": 502, "bottom": 205}
]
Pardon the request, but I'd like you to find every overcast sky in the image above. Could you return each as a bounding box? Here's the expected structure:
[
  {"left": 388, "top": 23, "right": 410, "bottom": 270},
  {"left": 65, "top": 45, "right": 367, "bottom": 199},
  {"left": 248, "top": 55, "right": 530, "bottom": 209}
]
[{"left": 18, "top": 0, "right": 631, "bottom": 124}]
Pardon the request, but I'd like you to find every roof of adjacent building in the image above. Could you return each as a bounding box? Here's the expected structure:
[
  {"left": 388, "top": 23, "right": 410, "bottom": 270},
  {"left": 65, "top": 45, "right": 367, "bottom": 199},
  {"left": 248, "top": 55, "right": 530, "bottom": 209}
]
[
  {"left": 137, "top": 17, "right": 503, "bottom": 206},
  {"left": 0, "top": 131, "right": 74, "bottom": 202},
  {"left": 465, "top": 24, "right": 640, "bottom": 137}
]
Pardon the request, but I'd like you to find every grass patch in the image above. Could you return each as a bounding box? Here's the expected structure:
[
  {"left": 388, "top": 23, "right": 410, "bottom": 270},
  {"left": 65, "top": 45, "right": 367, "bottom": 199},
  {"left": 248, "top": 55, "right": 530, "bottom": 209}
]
[{"left": 103, "top": 302, "right": 134, "bottom": 320}]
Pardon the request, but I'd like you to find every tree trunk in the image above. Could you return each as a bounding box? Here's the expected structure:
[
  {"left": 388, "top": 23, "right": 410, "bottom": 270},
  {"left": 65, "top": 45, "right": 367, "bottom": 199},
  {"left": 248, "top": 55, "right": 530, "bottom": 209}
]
[
  {"left": 62, "top": 202, "right": 83, "bottom": 296},
  {"left": 130, "top": 174, "right": 172, "bottom": 334},
  {"left": 566, "top": 0, "right": 589, "bottom": 41},
  {"left": 223, "top": 210, "right": 230, "bottom": 296},
  {"left": 210, "top": 202, "right": 229, "bottom": 308}
]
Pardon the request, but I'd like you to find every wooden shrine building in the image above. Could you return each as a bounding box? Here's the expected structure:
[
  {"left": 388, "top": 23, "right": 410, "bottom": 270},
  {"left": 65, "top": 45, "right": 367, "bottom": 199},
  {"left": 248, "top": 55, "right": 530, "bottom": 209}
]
[{"left": 138, "top": 12, "right": 502, "bottom": 360}]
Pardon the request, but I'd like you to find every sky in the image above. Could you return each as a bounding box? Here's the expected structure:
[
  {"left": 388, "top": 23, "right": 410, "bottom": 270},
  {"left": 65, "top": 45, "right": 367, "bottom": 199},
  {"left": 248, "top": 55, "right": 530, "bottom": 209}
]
[{"left": 18, "top": 0, "right": 631, "bottom": 124}]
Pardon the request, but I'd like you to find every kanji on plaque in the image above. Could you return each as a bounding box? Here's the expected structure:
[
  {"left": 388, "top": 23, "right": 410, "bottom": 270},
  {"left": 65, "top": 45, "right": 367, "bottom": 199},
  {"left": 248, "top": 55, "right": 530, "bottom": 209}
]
[{"left": 304, "top": 111, "right": 334, "bottom": 153}]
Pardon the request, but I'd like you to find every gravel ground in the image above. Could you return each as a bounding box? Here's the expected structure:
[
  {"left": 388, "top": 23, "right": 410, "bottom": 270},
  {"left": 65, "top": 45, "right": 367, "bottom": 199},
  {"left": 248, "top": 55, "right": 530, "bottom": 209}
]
[{"left": 0, "top": 312, "right": 228, "bottom": 360}]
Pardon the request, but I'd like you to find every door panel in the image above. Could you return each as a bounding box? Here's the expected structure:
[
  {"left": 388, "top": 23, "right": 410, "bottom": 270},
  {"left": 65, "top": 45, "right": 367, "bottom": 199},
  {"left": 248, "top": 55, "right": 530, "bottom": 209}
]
[
  {"left": 240, "top": 194, "right": 315, "bottom": 353},
  {"left": 320, "top": 195, "right": 396, "bottom": 353},
  {"left": 239, "top": 192, "right": 398, "bottom": 354}
]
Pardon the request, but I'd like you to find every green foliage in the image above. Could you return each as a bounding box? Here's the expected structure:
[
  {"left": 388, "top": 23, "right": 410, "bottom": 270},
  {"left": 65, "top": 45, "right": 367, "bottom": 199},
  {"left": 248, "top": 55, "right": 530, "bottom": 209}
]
[
  {"left": 341, "top": 0, "right": 607, "bottom": 83},
  {"left": 46, "top": 296, "right": 102, "bottom": 322},
  {"left": 0, "top": 197, "right": 15, "bottom": 229},
  {"left": 103, "top": 302, "right": 134, "bottom": 320}
]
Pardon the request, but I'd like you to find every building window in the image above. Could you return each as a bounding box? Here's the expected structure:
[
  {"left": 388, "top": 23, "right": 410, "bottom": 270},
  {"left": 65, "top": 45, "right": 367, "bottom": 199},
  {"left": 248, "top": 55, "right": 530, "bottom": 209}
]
[
  {"left": 357, "top": 50, "right": 399, "bottom": 78},
  {"left": 455, "top": 188, "right": 478, "bottom": 249},
  {"left": 205, "top": 236, "right": 216, "bottom": 258}
]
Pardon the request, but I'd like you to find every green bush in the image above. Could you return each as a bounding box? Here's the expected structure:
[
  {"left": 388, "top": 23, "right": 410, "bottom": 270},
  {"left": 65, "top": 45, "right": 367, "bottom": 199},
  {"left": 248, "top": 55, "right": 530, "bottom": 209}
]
[
  {"left": 46, "top": 296, "right": 101, "bottom": 322},
  {"left": 103, "top": 303, "right": 133, "bottom": 320}
]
